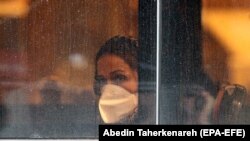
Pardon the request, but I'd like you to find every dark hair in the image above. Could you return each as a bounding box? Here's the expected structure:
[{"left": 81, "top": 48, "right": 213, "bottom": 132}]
[{"left": 95, "top": 35, "right": 139, "bottom": 70}]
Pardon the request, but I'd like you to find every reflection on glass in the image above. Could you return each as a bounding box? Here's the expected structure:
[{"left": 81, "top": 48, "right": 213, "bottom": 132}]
[
  {"left": 0, "top": 0, "right": 138, "bottom": 138},
  {"left": 159, "top": 0, "right": 250, "bottom": 125},
  {"left": 202, "top": 0, "right": 250, "bottom": 124}
]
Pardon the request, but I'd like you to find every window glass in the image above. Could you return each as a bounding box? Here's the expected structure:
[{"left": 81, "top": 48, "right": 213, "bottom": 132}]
[
  {"left": 202, "top": 0, "right": 250, "bottom": 124},
  {"left": 0, "top": 0, "right": 157, "bottom": 138},
  {"left": 5, "top": 0, "right": 250, "bottom": 139},
  {"left": 159, "top": 0, "right": 250, "bottom": 125}
]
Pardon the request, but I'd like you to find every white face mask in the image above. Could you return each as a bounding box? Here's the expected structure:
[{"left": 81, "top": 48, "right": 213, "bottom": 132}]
[{"left": 98, "top": 84, "right": 138, "bottom": 123}]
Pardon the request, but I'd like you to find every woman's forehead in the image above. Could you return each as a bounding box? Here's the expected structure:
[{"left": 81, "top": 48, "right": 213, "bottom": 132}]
[{"left": 97, "top": 55, "right": 131, "bottom": 76}]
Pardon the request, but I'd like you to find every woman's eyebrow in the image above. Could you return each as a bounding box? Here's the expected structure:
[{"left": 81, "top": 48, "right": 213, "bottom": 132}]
[{"left": 110, "top": 70, "right": 125, "bottom": 74}]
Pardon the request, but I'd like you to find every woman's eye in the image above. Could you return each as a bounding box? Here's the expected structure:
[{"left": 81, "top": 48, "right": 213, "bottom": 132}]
[
  {"left": 112, "top": 74, "right": 128, "bottom": 84},
  {"left": 95, "top": 76, "right": 107, "bottom": 88},
  {"left": 95, "top": 76, "right": 106, "bottom": 84}
]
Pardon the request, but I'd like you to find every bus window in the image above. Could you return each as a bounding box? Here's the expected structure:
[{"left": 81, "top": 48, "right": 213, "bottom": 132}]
[
  {"left": 159, "top": 0, "right": 250, "bottom": 125},
  {"left": 0, "top": 0, "right": 157, "bottom": 138},
  {"left": 202, "top": 0, "right": 250, "bottom": 124}
]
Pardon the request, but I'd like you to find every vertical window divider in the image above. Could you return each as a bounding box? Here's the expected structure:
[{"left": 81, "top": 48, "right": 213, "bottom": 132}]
[{"left": 156, "top": 0, "right": 162, "bottom": 125}]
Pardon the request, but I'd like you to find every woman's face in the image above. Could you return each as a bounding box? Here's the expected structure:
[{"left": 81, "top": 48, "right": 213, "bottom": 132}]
[{"left": 96, "top": 54, "right": 138, "bottom": 94}]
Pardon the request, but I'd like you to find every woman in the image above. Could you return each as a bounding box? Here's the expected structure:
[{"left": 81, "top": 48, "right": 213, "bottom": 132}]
[{"left": 94, "top": 36, "right": 139, "bottom": 124}]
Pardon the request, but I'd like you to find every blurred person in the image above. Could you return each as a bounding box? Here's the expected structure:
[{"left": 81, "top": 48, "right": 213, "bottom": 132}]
[
  {"left": 34, "top": 56, "right": 95, "bottom": 105},
  {"left": 177, "top": 82, "right": 248, "bottom": 125},
  {"left": 94, "top": 36, "right": 139, "bottom": 124}
]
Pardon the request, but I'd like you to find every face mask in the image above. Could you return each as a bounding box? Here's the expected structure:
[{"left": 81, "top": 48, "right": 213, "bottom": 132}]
[{"left": 98, "top": 84, "right": 138, "bottom": 123}]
